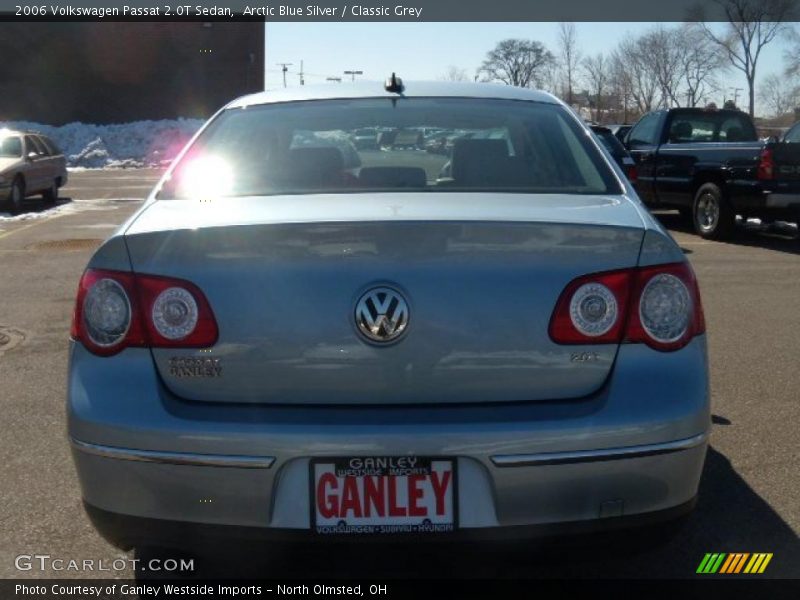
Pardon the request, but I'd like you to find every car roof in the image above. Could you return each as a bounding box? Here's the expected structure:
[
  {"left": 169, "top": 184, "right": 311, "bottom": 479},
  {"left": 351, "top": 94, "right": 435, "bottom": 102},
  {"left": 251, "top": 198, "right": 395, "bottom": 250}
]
[
  {"left": 226, "top": 81, "right": 561, "bottom": 109},
  {"left": 0, "top": 129, "right": 46, "bottom": 138}
]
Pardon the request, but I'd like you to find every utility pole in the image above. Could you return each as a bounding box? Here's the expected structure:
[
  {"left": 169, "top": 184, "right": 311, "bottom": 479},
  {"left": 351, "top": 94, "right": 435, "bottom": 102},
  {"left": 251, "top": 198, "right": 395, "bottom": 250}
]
[
  {"left": 299, "top": 60, "right": 304, "bottom": 86},
  {"left": 728, "top": 87, "right": 743, "bottom": 108},
  {"left": 344, "top": 69, "right": 363, "bottom": 82},
  {"left": 276, "top": 62, "right": 293, "bottom": 88}
]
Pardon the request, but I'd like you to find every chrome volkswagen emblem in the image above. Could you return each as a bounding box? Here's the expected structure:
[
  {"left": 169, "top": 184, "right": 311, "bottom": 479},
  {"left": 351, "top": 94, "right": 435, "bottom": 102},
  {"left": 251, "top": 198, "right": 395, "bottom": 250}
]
[{"left": 354, "top": 286, "right": 409, "bottom": 343}]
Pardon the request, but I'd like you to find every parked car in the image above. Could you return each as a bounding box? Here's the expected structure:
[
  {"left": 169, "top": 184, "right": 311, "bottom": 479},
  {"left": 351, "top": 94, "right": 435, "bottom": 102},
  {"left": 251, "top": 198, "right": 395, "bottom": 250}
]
[
  {"left": 607, "top": 123, "right": 632, "bottom": 143},
  {"left": 69, "top": 81, "right": 708, "bottom": 552},
  {"left": 350, "top": 128, "right": 379, "bottom": 151},
  {"left": 625, "top": 107, "right": 800, "bottom": 239},
  {"left": 590, "top": 125, "right": 637, "bottom": 183},
  {"left": 0, "top": 130, "right": 68, "bottom": 211}
]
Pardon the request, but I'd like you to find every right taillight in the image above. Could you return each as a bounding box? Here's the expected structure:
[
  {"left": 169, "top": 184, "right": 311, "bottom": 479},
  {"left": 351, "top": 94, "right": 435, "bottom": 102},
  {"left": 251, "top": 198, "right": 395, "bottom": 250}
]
[
  {"left": 625, "top": 262, "right": 705, "bottom": 351},
  {"left": 550, "top": 262, "right": 705, "bottom": 352},
  {"left": 71, "top": 268, "right": 218, "bottom": 356},
  {"left": 757, "top": 147, "right": 774, "bottom": 180}
]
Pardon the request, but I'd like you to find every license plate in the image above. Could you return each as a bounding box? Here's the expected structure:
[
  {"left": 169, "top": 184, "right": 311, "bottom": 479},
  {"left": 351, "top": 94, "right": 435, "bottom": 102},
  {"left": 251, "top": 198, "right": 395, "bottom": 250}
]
[{"left": 310, "top": 456, "right": 457, "bottom": 535}]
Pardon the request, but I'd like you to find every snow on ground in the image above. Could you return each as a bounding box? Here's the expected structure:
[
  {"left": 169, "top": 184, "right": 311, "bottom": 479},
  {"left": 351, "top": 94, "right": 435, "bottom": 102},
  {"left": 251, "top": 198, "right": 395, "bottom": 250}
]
[
  {"left": 0, "top": 198, "right": 131, "bottom": 223},
  {"left": 0, "top": 119, "right": 203, "bottom": 169}
]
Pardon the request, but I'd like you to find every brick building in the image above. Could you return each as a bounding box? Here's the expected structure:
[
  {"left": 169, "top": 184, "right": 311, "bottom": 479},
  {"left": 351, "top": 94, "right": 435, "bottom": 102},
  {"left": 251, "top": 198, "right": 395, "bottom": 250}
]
[{"left": 0, "top": 23, "right": 265, "bottom": 124}]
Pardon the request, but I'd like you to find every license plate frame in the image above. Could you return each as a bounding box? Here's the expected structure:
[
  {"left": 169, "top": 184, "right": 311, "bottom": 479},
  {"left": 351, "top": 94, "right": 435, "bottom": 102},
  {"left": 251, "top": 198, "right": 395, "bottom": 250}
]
[{"left": 309, "top": 456, "right": 458, "bottom": 535}]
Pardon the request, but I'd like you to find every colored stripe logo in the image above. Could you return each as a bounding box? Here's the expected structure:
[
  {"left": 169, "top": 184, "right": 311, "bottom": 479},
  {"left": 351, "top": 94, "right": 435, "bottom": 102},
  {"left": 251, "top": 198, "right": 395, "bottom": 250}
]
[{"left": 697, "top": 553, "right": 773, "bottom": 574}]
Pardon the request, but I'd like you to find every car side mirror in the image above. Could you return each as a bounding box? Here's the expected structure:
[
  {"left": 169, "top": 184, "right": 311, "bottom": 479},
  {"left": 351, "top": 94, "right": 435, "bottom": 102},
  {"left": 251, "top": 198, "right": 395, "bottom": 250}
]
[{"left": 26, "top": 151, "right": 39, "bottom": 161}]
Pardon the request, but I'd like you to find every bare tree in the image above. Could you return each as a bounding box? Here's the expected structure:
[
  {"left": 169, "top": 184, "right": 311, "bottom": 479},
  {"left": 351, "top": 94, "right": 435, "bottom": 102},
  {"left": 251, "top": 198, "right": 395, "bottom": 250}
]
[
  {"left": 784, "top": 25, "right": 800, "bottom": 77},
  {"left": 479, "top": 39, "right": 555, "bottom": 88},
  {"left": 617, "top": 35, "right": 660, "bottom": 114},
  {"left": 694, "top": 0, "right": 796, "bottom": 116},
  {"left": 557, "top": 22, "right": 582, "bottom": 106},
  {"left": 583, "top": 53, "right": 608, "bottom": 122},
  {"left": 641, "top": 26, "right": 686, "bottom": 108},
  {"left": 609, "top": 50, "right": 634, "bottom": 122},
  {"left": 439, "top": 66, "right": 469, "bottom": 82},
  {"left": 758, "top": 72, "right": 800, "bottom": 118},
  {"left": 679, "top": 24, "right": 728, "bottom": 107}
]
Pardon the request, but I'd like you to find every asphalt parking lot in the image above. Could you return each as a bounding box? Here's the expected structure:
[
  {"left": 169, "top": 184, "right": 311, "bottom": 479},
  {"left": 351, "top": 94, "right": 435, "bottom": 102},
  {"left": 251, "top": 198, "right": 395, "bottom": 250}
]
[{"left": 0, "top": 169, "right": 798, "bottom": 580}]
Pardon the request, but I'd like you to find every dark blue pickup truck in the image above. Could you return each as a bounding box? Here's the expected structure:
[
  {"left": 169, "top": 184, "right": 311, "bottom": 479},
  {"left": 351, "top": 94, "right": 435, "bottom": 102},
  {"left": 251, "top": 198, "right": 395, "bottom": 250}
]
[{"left": 624, "top": 107, "right": 800, "bottom": 240}]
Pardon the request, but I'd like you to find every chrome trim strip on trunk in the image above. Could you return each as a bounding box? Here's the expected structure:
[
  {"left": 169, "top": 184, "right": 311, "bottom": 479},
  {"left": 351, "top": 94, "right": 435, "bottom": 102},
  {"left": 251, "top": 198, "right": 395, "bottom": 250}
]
[
  {"left": 70, "top": 438, "right": 275, "bottom": 469},
  {"left": 490, "top": 432, "right": 708, "bottom": 468}
]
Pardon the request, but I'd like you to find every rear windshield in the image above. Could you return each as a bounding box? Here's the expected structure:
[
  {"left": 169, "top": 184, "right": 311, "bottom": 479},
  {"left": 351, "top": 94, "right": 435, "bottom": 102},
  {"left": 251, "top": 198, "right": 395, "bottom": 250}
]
[
  {"left": 160, "top": 98, "right": 621, "bottom": 199},
  {"left": 0, "top": 135, "right": 23, "bottom": 158},
  {"left": 667, "top": 112, "right": 758, "bottom": 143}
]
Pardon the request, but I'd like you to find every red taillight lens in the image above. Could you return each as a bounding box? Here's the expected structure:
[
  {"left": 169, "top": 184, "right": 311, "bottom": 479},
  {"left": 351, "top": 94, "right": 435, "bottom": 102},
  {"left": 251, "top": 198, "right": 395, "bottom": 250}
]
[
  {"left": 134, "top": 274, "right": 218, "bottom": 348},
  {"left": 71, "top": 269, "right": 218, "bottom": 356},
  {"left": 626, "top": 164, "right": 638, "bottom": 184},
  {"left": 550, "top": 262, "right": 705, "bottom": 352},
  {"left": 757, "top": 147, "right": 774, "bottom": 180},
  {"left": 625, "top": 262, "right": 705, "bottom": 352},
  {"left": 549, "top": 269, "right": 634, "bottom": 344}
]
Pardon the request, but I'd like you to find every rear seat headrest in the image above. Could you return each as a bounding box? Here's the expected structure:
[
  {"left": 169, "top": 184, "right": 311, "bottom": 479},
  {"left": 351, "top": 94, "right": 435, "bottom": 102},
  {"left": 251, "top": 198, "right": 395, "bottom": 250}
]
[{"left": 358, "top": 167, "right": 426, "bottom": 188}]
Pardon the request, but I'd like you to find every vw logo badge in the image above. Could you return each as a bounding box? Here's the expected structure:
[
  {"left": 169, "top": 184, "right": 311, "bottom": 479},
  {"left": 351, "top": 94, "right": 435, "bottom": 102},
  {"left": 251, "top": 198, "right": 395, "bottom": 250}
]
[{"left": 354, "top": 286, "right": 409, "bottom": 343}]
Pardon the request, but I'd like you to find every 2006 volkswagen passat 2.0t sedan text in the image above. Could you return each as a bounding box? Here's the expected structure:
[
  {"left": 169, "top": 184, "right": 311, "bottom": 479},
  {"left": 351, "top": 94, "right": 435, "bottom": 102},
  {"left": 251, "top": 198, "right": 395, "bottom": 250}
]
[{"left": 68, "top": 80, "right": 709, "bottom": 549}]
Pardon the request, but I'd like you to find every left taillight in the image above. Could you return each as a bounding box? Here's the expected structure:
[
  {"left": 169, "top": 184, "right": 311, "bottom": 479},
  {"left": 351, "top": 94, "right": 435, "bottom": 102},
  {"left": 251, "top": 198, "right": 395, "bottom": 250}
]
[
  {"left": 71, "top": 269, "right": 218, "bottom": 356},
  {"left": 622, "top": 158, "right": 638, "bottom": 184},
  {"left": 757, "top": 147, "right": 774, "bottom": 181}
]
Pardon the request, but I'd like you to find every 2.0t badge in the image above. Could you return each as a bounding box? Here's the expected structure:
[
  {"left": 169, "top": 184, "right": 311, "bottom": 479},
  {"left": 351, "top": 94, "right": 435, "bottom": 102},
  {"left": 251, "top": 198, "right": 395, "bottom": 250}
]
[{"left": 354, "top": 286, "right": 409, "bottom": 343}]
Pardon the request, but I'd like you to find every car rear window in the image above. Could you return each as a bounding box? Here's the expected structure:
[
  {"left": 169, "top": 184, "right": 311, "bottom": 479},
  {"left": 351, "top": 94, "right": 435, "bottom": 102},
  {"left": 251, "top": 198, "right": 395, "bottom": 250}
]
[
  {"left": 160, "top": 98, "right": 622, "bottom": 199},
  {"left": 38, "top": 136, "right": 61, "bottom": 155},
  {"left": 0, "top": 135, "right": 23, "bottom": 158},
  {"left": 667, "top": 112, "right": 758, "bottom": 143}
]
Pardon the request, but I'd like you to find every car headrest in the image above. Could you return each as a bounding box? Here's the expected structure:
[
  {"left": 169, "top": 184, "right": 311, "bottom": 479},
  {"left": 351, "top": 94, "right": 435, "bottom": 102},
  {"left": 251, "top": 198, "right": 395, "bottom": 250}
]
[
  {"left": 671, "top": 122, "right": 693, "bottom": 142},
  {"left": 726, "top": 127, "right": 744, "bottom": 142},
  {"left": 450, "top": 139, "right": 509, "bottom": 183},
  {"left": 358, "top": 167, "right": 427, "bottom": 188},
  {"left": 270, "top": 147, "right": 345, "bottom": 187}
]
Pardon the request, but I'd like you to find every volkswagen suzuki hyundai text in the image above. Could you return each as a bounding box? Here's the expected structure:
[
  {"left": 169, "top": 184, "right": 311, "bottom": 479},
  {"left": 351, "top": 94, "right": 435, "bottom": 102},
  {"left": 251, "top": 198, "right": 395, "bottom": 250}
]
[{"left": 68, "top": 80, "right": 709, "bottom": 549}]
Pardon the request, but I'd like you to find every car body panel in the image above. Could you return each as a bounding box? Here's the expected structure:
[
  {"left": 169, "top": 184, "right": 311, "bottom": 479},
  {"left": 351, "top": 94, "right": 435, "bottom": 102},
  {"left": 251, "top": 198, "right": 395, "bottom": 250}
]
[{"left": 69, "top": 336, "right": 709, "bottom": 529}]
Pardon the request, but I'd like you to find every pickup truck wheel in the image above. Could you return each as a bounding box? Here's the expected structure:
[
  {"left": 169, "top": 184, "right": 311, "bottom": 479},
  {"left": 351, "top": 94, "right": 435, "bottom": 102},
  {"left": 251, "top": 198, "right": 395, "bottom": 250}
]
[
  {"left": 693, "top": 183, "right": 735, "bottom": 240},
  {"left": 42, "top": 180, "right": 58, "bottom": 205}
]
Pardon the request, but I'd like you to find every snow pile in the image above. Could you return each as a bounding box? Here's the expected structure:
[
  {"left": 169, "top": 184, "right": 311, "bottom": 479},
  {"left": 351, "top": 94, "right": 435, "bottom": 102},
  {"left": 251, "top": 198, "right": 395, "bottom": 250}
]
[{"left": 0, "top": 119, "right": 204, "bottom": 169}]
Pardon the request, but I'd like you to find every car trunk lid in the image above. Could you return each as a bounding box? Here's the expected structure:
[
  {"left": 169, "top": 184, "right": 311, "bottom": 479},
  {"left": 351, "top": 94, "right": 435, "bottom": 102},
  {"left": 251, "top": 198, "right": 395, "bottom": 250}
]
[{"left": 124, "top": 193, "right": 645, "bottom": 405}]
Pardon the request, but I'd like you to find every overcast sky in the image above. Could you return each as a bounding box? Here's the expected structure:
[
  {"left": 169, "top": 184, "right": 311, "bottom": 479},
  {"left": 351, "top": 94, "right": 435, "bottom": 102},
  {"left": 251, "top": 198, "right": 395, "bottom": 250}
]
[{"left": 264, "top": 22, "right": 795, "bottom": 114}]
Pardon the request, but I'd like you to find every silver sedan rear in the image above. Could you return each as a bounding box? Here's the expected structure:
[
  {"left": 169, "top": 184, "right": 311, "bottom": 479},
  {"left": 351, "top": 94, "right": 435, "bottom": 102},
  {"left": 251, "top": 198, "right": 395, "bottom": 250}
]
[{"left": 68, "top": 81, "right": 709, "bottom": 549}]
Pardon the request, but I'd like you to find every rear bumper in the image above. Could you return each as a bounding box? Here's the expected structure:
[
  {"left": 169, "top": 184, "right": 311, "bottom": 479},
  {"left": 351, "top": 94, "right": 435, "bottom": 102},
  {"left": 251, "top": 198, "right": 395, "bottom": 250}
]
[
  {"left": 729, "top": 183, "right": 800, "bottom": 218},
  {"left": 764, "top": 192, "right": 800, "bottom": 210},
  {"left": 83, "top": 495, "right": 698, "bottom": 551},
  {"left": 68, "top": 336, "right": 710, "bottom": 545}
]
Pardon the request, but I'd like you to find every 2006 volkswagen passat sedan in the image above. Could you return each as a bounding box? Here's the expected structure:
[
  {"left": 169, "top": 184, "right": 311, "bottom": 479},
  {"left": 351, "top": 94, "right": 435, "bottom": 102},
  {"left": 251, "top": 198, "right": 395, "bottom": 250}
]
[{"left": 68, "top": 80, "right": 709, "bottom": 550}]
